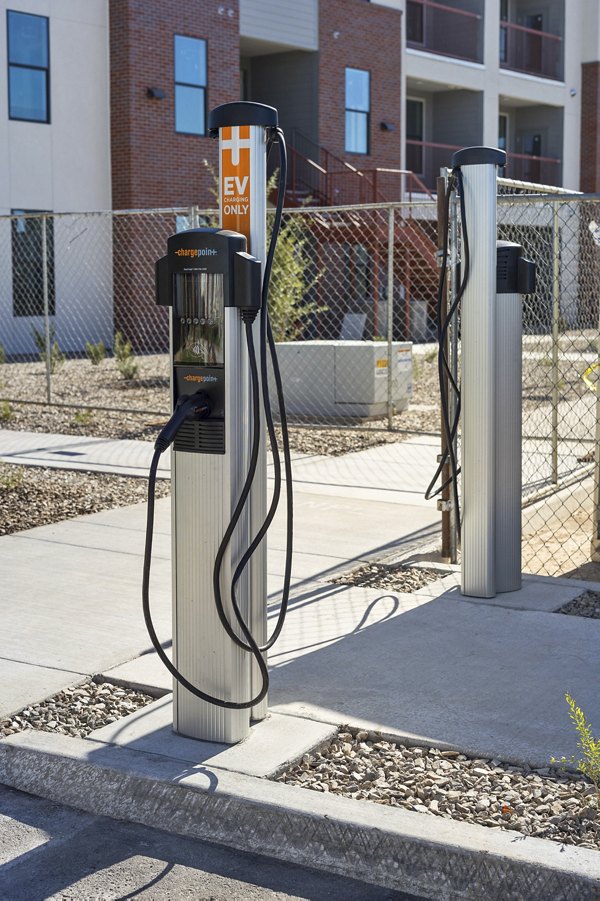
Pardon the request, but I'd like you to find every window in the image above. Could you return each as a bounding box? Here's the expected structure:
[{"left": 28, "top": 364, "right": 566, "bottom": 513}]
[
  {"left": 11, "top": 211, "right": 55, "bottom": 317},
  {"left": 498, "top": 113, "right": 508, "bottom": 152},
  {"left": 7, "top": 10, "right": 49, "bottom": 122},
  {"left": 406, "top": 98, "right": 424, "bottom": 174},
  {"left": 174, "top": 35, "right": 207, "bottom": 135},
  {"left": 345, "top": 68, "right": 370, "bottom": 154},
  {"left": 406, "top": 1, "right": 424, "bottom": 44}
]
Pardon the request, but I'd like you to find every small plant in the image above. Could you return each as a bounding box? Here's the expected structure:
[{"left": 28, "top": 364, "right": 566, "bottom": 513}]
[
  {"left": 0, "top": 400, "right": 13, "bottom": 422},
  {"left": 113, "top": 331, "right": 138, "bottom": 381},
  {"left": 552, "top": 693, "right": 600, "bottom": 797},
  {"left": 117, "top": 356, "right": 138, "bottom": 381},
  {"left": 72, "top": 409, "right": 93, "bottom": 426},
  {"left": 0, "top": 466, "right": 23, "bottom": 490},
  {"left": 31, "top": 325, "right": 65, "bottom": 373},
  {"left": 85, "top": 340, "right": 106, "bottom": 366},
  {"left": 0, "top": 344, "right": 6, "bottom": 365}
]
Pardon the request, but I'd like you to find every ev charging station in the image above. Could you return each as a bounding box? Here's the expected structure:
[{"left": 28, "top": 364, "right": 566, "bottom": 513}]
[
  {"left": 145, "top": 102, "right": 291, "bottom": 744},
  {"left": 450, "top": 148, "right": 536, "bottom": 599}
]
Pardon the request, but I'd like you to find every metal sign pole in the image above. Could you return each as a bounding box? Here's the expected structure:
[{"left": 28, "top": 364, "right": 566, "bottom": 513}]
[{"left": 210, "top": 102, "right": 278, "bottom": 721}]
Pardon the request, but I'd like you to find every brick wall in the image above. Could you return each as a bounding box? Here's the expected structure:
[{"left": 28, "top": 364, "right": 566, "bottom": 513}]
[
  {"left": 318, "top": 0, "right": 402, "bottom": 174},
  {"left": 109, "top": 0, "right": 240, "bottom": 210},
  {"left": 580, "top": 62, "right": 600, "bottom": 193}
]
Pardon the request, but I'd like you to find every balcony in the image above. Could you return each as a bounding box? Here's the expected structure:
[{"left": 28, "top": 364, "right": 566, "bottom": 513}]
[
  {"left": 406, "top": 139, "right": 462, "bottom": 191},
  {"left": 406, "top": 0, "right": 483, "bottom": 64},
  {"left": 500, "top": 20, "right": 563, "bottom": 81},
  {"left": 504, "top": 151, "right": 561, "bottom": 187}
]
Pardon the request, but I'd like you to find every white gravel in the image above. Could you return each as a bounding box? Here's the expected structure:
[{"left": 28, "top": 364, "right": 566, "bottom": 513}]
[
  {"left": 331, "top": 562, "right": 446, "bottom": 592},
  {"left": 0, "top": 679, "right": 156, "bottom": 739},
  {"left": 560, "top": 590, "right": 600, "bottom": 619},
  {"left": 277, "top": 725, "right": 600, "bottom": 852}
]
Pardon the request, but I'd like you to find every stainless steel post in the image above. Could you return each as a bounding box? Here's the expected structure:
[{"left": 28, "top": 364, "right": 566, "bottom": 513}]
[
  {"left": 452, "top": 148, "right": 506, "bottom": 598},
  {"left": 41, "top": 215, "right": 52, "bottom": 403},
  {"left": 212, "top": 102, "right": 276, "bottom": 723},
  {"left": 386, "top": 205, "right": 395, "bottom": 430}
]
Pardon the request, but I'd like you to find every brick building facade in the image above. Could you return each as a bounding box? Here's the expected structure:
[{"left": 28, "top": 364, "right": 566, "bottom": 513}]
[{"left": 580, "top": 62, "right": 600, "bottom": 194}]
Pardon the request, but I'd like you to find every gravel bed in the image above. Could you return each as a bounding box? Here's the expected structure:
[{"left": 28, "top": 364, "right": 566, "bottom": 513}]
[
  {"left": 0, "top": 462, "right": 170, "bottom": 536},
  {"left": 330, "top": 562, "right": 447, "bottom": 592},
  {"left": 0, "top": 351, "right": 441, "bottom": 455},
  {"left": 559, "top": 590, "right": 600, "bottom": 619},
  {"left": 0, "top": 679, "right": 156, "bottom": 739},
  {"left": 277, "top": 726, "right": 600, "bottom": 852}
]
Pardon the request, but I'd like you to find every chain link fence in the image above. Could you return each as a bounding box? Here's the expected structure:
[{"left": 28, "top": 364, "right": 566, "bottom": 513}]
[{"left": 0, "top": 197, "right": 599, "bottom": 577}]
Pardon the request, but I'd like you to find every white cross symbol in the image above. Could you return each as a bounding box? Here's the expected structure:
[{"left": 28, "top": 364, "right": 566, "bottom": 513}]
[{"left": 222, "top": 126, "right": 251, "bottom": 166}]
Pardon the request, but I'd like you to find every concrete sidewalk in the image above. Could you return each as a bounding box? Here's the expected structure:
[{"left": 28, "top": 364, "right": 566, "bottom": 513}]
[{"left": 1, "top": 430, "right": 599, "bottom": 897}]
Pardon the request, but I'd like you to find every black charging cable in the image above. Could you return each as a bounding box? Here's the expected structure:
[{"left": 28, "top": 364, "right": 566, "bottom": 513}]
[
  {"left": 142, "top": 320, "right": 270, "bottom": 710},
  {"left": 142, "top": 127, "right": 294, "bottom": 708},
  {"left": 215, "top": 127, "right": 293, "bottom": 654},
  {"left": 425, "top": 167, "right": 470, "bottom": 532}
]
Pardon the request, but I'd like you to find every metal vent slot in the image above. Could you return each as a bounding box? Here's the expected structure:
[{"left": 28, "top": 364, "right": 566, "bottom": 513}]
[{"left": 174, "top": 419, "right": 225, "bottom": 455}]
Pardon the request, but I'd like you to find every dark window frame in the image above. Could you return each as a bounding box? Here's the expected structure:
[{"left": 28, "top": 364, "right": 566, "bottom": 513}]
[
  {"left": 11, "top": 210, "right": 55, "bottom": 318},
  {"left": 7, "top": 10, "right": 50, "bottom": 124},
  {"left": 174, "top": 33, "right": 208, "bottom": 136},
  {"left": 344, "top": 67, "right": 370, "bottom": 156}
]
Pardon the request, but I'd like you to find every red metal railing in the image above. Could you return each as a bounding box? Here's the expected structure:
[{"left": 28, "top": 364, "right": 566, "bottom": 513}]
[
  {"left": 406, "top": 139, "right": 462, "bottom": 191},
  {"left": 406, "top": 0, "right": 483, "bottom": 63},
  {"left": 286, "top": 138, "right": 434, "bottom": 206},
  {"left": 504, "top": 150, "right": 562, "bottom": 186},
  {"left": 500, "top": 20, "right": 563, "bottom": 81}
]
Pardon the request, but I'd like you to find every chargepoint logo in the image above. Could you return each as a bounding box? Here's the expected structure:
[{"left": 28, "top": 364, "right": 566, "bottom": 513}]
[
  {"left": 183, "top": 374, "right": 218, "bottom": 383},
  {"left": 175, "top": 248, "right": 218, "bottom": 258}
]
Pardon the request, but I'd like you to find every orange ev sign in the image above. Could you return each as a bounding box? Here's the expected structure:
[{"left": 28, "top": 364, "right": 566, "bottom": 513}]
[{"left": 221, "top": 125, "right": 251, "bottom": 247}]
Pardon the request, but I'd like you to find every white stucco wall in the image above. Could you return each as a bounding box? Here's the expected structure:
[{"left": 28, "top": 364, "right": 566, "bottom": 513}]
[{"left": 0, "top": 0, "right": 112, "bottom": 355}]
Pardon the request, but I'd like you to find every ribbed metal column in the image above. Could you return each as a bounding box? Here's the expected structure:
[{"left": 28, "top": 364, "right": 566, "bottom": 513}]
[
  {"left": 452, "top": 148, "right": 506, "bottom": 598},
  {"left": 494, "top": 289, "right": 522, "bottom": 593}
]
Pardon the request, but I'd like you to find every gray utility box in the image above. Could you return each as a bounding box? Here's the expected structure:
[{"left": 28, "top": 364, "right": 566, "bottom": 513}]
[{"left": 272, "top": 340, "right": 412, "bottom": 420}]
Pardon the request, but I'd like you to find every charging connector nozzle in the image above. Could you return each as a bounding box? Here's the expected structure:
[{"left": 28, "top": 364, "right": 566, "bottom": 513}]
[{"left": 155, "top": 392, "right": 211, "bottom": 453}]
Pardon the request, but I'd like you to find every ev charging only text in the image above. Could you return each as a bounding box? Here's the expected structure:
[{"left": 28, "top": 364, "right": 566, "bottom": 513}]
[{"left": 223, "top": 176, "right": 249, "bottom": 217}]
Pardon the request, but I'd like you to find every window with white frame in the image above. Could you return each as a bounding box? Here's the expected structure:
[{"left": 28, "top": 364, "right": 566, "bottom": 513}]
[
  {"left": 174, "top": 35, "right": 207, "bottom": 135},
  {"left": 7, "top": 10, "right": 49, "bottom": 123},
  {"left": 345, "top": 68, "right": 370, "bottom": 155}
]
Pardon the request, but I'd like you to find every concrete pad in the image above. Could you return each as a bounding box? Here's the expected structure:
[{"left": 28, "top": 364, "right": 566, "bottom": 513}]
[
  {"left": 269, "top": 586, "right": 600, "bottom": 767},
  {"left": 88, "top": 697, "right": 336, "bottom": 777},
  {"left": 1, "top": 731, "right": 598, "bottom": 900},
  {"left": 0, "top": 429, "right": 169, "bottom": 479},
  {"left": 288, "top": 436, "right": 440, "bottom": 505},
  {"left": 0, "top": 530, "right": 171, "bottom": 676},
  {"left": 0, "top": 659, "right": 85, "bottom": 719},
  {"left": 459, "top": 574, "right": 586, "bottom": 613}
]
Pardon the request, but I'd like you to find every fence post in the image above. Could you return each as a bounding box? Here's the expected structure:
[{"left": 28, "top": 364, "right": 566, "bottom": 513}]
[
  {"left": 551, "top": 201, "right": 560, "bottom": 484},
  {"left": 41, "top": 214, "right": 52, "bottom": 403},
  {"left": 386, "top": 205, "right": 395, "bottom": 430}
]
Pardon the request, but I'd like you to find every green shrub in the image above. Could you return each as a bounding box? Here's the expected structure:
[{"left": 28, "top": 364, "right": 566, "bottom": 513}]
[
  {"left": 0, "top": 344, "right": 6, "bottom": 365},
  {"left": 72, "top": 409, "right": 94, "bottom": 426},
  {"left": 113, "top": 331, "right": 138, "bottom": 380},
  {"left": 552, "top": 693, "right": 600, "bottom": 797},
  {"left": 117, "top": 356, "right": 138, "bottom": 381},
  {"left": 85, "top": 340, "right": 107, "bottom": 366},
  {"left": 0, "top": 401, "right": 13, "bottom": 422},
  {"left": 31, "top": 325, "right": 65, "bottom": 373},
  {"left": 114, "top": 331, "right": 133, "bottom": 362}
]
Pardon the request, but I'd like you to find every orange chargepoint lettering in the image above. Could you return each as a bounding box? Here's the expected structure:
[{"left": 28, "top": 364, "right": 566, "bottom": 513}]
[{"left": 221, "top": 125, "right": 251, "bottom": 248}]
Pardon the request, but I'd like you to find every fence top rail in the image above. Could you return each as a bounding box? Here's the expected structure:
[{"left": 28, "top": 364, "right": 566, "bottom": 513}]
[
  {"left": 0, "top": 206, "right": 203, "bottom": 221},
  {"left": 497, "top": 191, "right": 600, "bottom": 205},
  {"left": 497, "top": 176, "right": 578, "bottom": 196},
  {"left": 282, "top": 200, "right": 437, "bottom": 215}
]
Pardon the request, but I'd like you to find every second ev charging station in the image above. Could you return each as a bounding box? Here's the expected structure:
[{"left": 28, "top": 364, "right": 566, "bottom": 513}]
[
  {"left": 144, "top": 102, "right": 292, "bottom": 744},
  {"left": 430, "top": 147, "right": 536, "bottom": 599}
]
